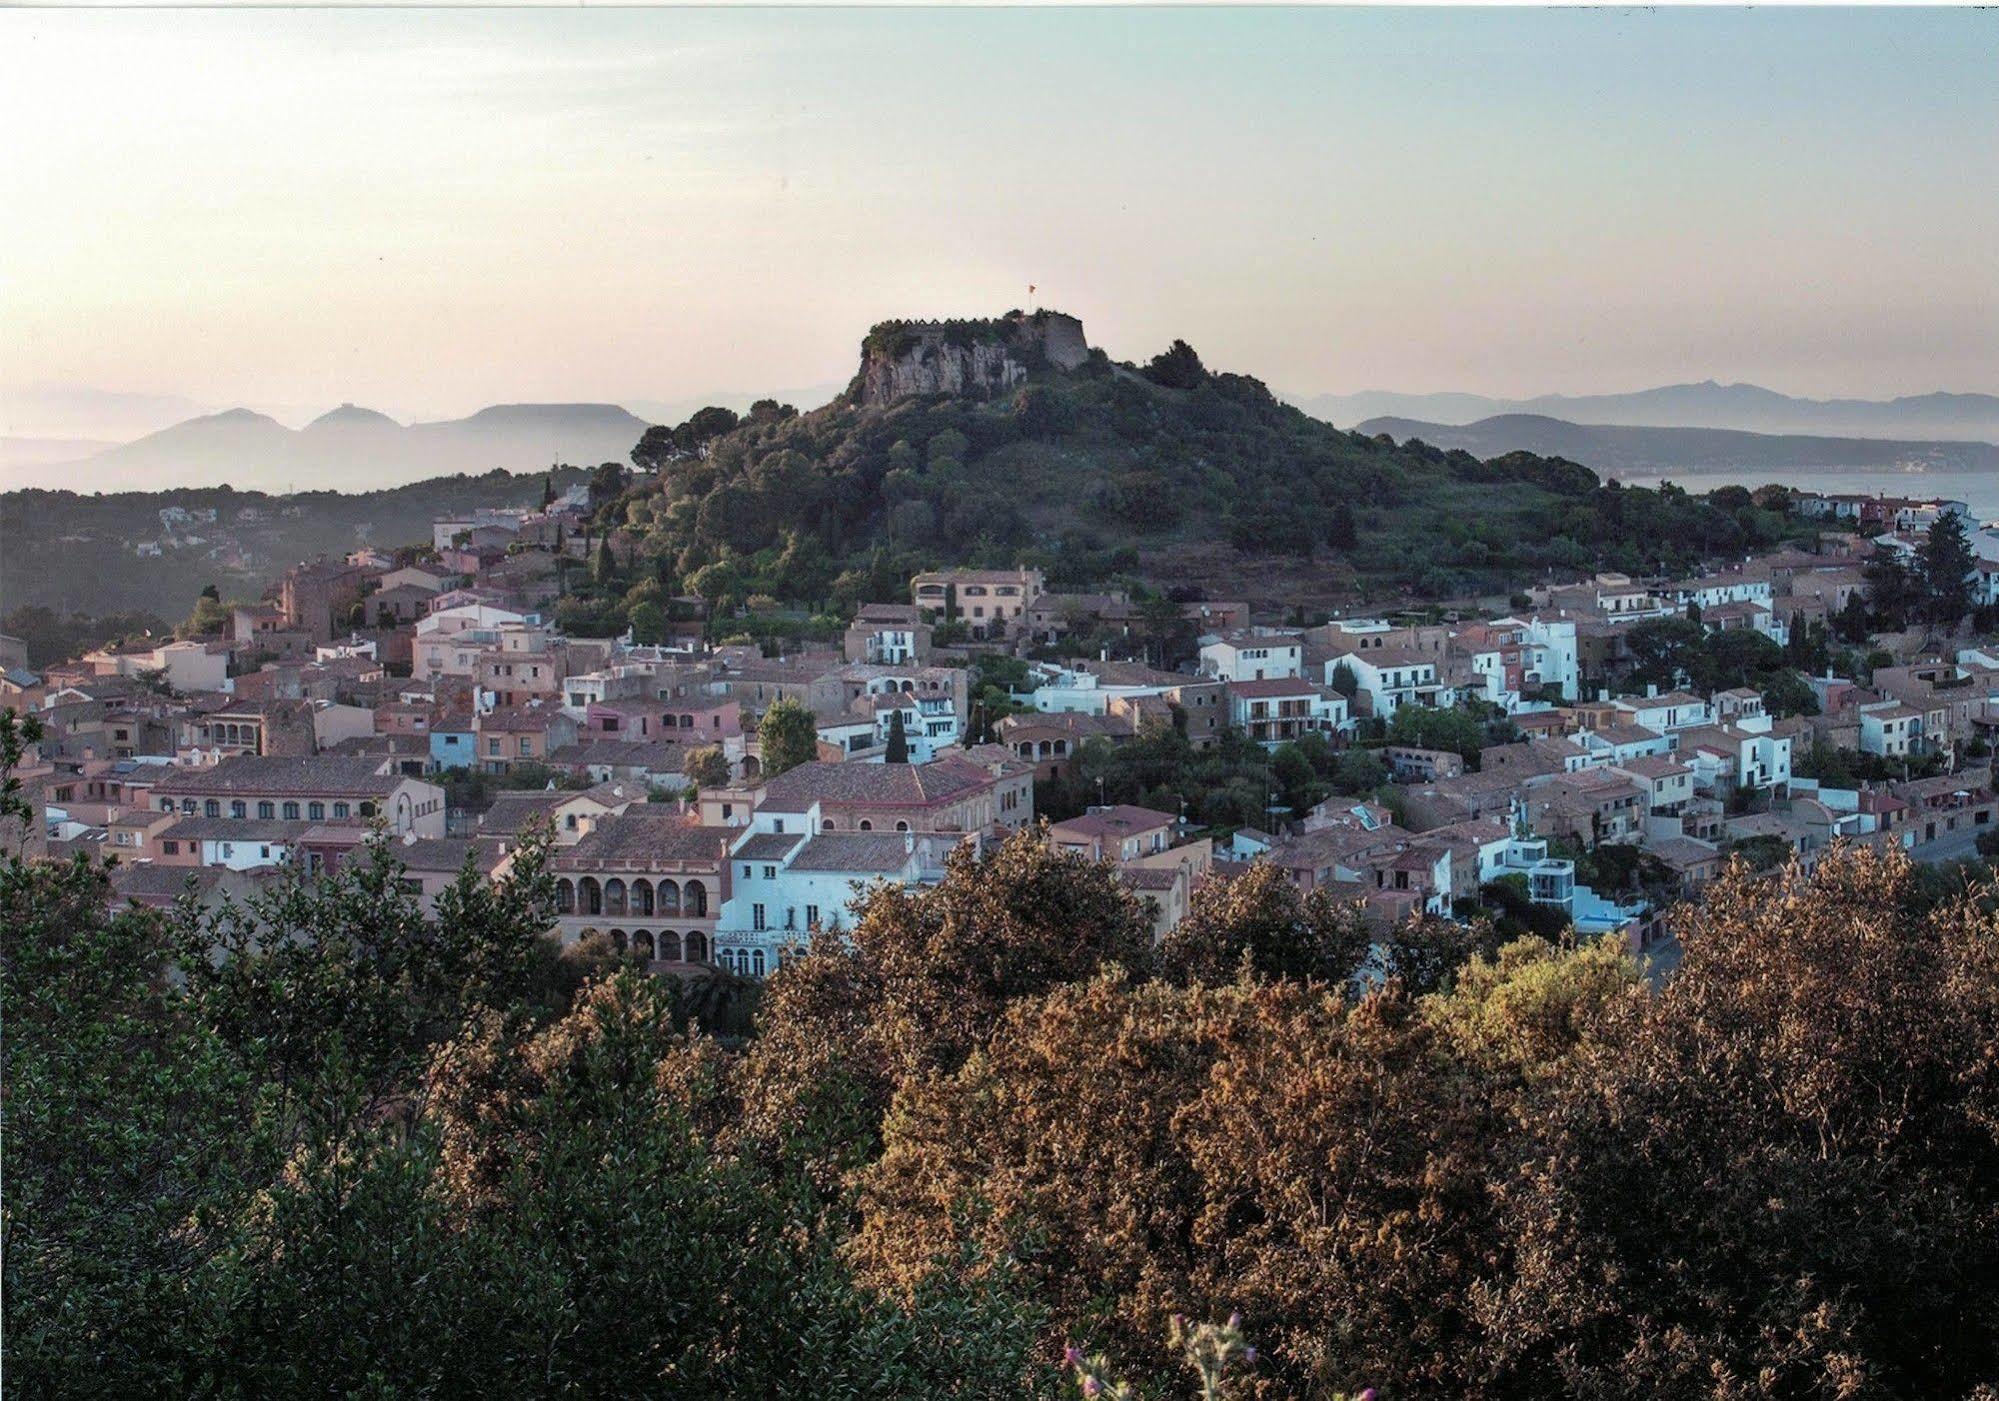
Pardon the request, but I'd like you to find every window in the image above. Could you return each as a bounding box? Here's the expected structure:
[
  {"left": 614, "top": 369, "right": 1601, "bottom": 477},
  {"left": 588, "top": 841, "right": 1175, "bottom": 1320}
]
[
  {"left": 859, "top": 820, "right": 873, "bottom": 831},
  {"left": 204, "top": 800, "right": 220, "bottom": 818},
  {"left": 895, "top": 821, "right": 910, "bottom": 832},
  {"left": 162, "top": 840, "right": 179, "bottom": 855},
  {"left": 282, "top": 801, "right": 300, "bottom": 820},
  {"left": 742, "top": 864, "right": 752, "bottom": 879},
  {"left": 487, "top": 738, "right": 501, "bottom": 755},
  {"left": 258, "top": 801, "right": 275, "bottom": 820},
  {"left": 160, "top": 797, "right": 173, "bottom": 812},
  {"left": 332, "top": 802, "right": 349, "bottom": 819},
  {"left": 518, "top": 738, "right": 532, "bottom": 756},
  {"left": 230, "top": 800, "right": 247, "bottom": 819},
  {"left": 762, "top": 865, "right": 776, "bottom": 880},
  {"left": 805, "top": 904, "right": 820, "bottom": 927},
  {"left": 308, "top": 802, "right": 325, "bottom": 821},
  {"left": 752, "top": 903, "right": 767, "bottom": 932},
  {"left": 181, "top": 799, "right": 197, "bottom": 814}
]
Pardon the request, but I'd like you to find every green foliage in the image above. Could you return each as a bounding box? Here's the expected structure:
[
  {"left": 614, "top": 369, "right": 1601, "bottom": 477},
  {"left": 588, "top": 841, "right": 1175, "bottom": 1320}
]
[
  {"left": 1794, "top": 737, "right": 1947, "bottom": 788},
  {"left": 1142, "top": 338, "right": 1208, "bottom": 390},
  {"left": 14, "top": 673, "right": 1999, "bottom": 1401},
  {"left": 1621, "top": 612, "right": 1832, "bottom": 707},
  {"left": 1387, "top": 703, "right": 1504, "bottom": 764},
  {"left": 627, "top": 598, "right": 666, "bottom": 644},
  {"left": 1, "top": 604, "right": 171, "bottom": 667},
  {"left": 757, "top": 697, "right": 818, "bottom": 777},
  {"left": 181, "top": 584, "right": 234, "bottom": 639},
  {"left": 1042, "top": 727, "right": 1285, "bottom": 830},
  {"left": 885, "top": 707, "right": 910, "bottom": 763},
  {"left": 588, "top": 349, "right": 1805, "bottom": 622},
  {"left": 1, "top": 707, "right": 1049, "bottom": 1398},
  {"left": 1917, "top": 510, "right": 1976, "bottom": 626},
  {"left": 683, "top": 744, "right": 731, "bottom": 789},
  {"left": 1, "top": 468, "right": 589, "bottom": 621},
  {"left": 1159, "top": 861, "right": 1369, "bottom": 987}
]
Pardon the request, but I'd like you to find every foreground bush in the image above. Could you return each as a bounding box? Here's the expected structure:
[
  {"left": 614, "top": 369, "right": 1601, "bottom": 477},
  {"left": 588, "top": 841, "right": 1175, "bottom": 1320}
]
[{"left": 7, "top": 694, "right": 1999, "bottom": 1399}]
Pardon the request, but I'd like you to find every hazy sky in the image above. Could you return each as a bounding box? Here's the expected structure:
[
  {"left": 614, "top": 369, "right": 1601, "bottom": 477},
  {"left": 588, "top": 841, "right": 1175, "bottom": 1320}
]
[{"left": 3, "top": 7, "right": 1995, "bottom": 436}]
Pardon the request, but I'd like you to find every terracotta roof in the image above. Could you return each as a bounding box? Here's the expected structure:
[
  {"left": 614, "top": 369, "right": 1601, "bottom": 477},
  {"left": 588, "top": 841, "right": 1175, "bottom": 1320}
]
[
  {"left": 1051, "top": 805, "right": 1176, "bottom": 841},
  {"left": 151, "top": 756, "right": 404, "bottom": 798},
  {"left": 756, "top": 758, "right": 990, "bottom": 813},
  {"left": 157, "top": 817, "right": 320, "bottom": 842},
  {"left": 554, "top": 812, "right": 729, "bottom": 867},
  {"left": 1618, "top": 690, "right": 1706, "bottom": 710},
  {"left": 478, "top": 708, "right": 563, "bottom": 732},
  {"left": 479, "top": 789, "right": 608, "bottom": 833},
  {"left": 1615, "top": 754, "right": 1692, "bottom": 780},
  {"left": 109, "top": 865, "right": 232, "bottom": 903},
  {"left": 394, "top": 837, "right": 504, "bottom": 875},
  {"left": 735, "top": 831, "right": 807, "bottom": 861},
  {"left": 1229, "top": 677, "right": 1333, "bottom": 699},
  {"left": 1643, "top": 835, "right": 1721, "bottom": 869},
  {"left": 786, "top": 832, "right": 919, "bottom": 873}
]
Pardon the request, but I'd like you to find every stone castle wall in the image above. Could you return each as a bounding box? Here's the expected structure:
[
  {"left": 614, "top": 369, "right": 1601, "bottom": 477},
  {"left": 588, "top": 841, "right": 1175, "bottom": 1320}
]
[{"left": 858, "top": 311, "right": 1090, "bottom": 406}]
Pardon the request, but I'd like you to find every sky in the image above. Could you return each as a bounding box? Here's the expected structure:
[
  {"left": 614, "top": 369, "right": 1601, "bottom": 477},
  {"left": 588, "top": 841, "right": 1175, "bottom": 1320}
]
[{"left": 2, "top": 7, "right": 1995, "bottom": 439}]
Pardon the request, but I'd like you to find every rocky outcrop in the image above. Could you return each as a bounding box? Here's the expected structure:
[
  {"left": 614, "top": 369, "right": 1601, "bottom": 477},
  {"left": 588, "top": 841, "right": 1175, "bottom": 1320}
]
[{"left": 857, "top": 311, "right": 1089, "bottom": 407}]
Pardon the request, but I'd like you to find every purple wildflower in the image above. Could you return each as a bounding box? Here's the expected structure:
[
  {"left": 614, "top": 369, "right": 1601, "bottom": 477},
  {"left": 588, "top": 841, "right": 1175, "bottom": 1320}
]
[
  {"left": 1228, "top": 1311, "right": 1242, "bottom": 1330},
  {"left": 1082, "top": 1377, "right": 1103, "bottom": 1398},
  {"left": 1244, "top": 1346, "right": 1258, "bottom": 1365},
  {"left": 1063, "top": 1345, "right": 1082, "bottom": 1369}
]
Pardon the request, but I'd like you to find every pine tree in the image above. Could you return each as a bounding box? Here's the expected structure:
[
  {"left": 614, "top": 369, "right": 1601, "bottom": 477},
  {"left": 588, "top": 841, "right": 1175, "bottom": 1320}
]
[
  {"left": 885, "top": 709, "right": 910, "bottom": 763},
  {"left": 1327, "top": 502, "right": 1358, "bottom": 550},
  {"left": 1917, "top": 510, "right": 1975, "bottom": 627},
  {"left": 596, "top": 536, "right": 617, "bottom": 585}
]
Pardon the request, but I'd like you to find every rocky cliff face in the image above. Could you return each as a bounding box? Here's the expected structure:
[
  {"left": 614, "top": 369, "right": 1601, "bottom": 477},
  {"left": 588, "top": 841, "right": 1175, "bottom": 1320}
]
[{"left": 857, "top": 311, "right": 1089, "bottom": 407}]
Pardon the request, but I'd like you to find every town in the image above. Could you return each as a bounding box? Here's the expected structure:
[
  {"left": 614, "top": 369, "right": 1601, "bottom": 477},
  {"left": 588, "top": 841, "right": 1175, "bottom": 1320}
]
[{"left": 6, "top": 473, "right": 1997, "bottom": 979}]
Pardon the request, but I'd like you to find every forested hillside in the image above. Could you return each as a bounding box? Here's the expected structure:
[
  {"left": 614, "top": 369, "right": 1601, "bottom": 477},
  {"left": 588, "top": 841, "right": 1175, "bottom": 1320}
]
[
  {"left": 599, "top": 330, "right": 1812, "bottom": 617},
  {"left": 0, "top": 467, "right": 587, "bottom": 623}
]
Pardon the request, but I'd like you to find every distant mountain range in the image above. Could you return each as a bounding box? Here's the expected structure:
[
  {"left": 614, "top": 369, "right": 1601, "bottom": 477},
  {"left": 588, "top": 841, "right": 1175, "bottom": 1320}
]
[
  {"left": 49, "top": 402, "right": 651, "bottom": 493},
  {"left": 1300, "top": 382, "right": 1999, "bottom": 444},
  {"left": 1353, "top": 414, "right": 1999, "bottom": 477}
]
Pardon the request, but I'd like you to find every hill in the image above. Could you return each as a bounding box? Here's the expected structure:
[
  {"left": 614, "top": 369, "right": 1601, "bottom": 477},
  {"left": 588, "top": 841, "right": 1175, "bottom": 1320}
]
[
  {"left": 1300, "top": 381, "right": 1999, "bottom": 443},
  {"left": 587, "top": 313, "right": 1814, "bottom": 622},
  {"left": 0, "top": 466, "right": 587, "bottom": 622},
  {"left": 1353, "top": 413, "right": 1999, "bottom": 476},
  {"left": 40, "top": 402, "right": 648, "bottom": 494}
]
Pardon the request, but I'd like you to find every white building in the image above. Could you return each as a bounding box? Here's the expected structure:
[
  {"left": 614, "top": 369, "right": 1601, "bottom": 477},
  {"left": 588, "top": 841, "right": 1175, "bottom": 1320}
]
[
  {"left": 1611, "top": 691, "right": 1713, "bottom": 733},
  {"left": 1324, "top": 648, "right": 1444, "bottom": 719},
  {"left": 1464, "top": 616, "right": 1581, "bottom": 710},
  {"left": 1227, "top": 678, "right": 1349, "bottom": 747},
  {"left": 86, "top": 638, "right": 230, "bottom": 694},
  {"left": 1859, "top": 701, "right": 1924, "bottom": 758},
  {"left": 161, "top": 818, "right": 313, "bottom": 870},
  {"left": 714, "top": 802, "right": 949, "bottom": 978},
  {"left": 1025, "top": 664, "right": 1181, "bottom": 715},
  {"left": 1198, "top": 629, "right": 1303, "bottom": 683}
]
